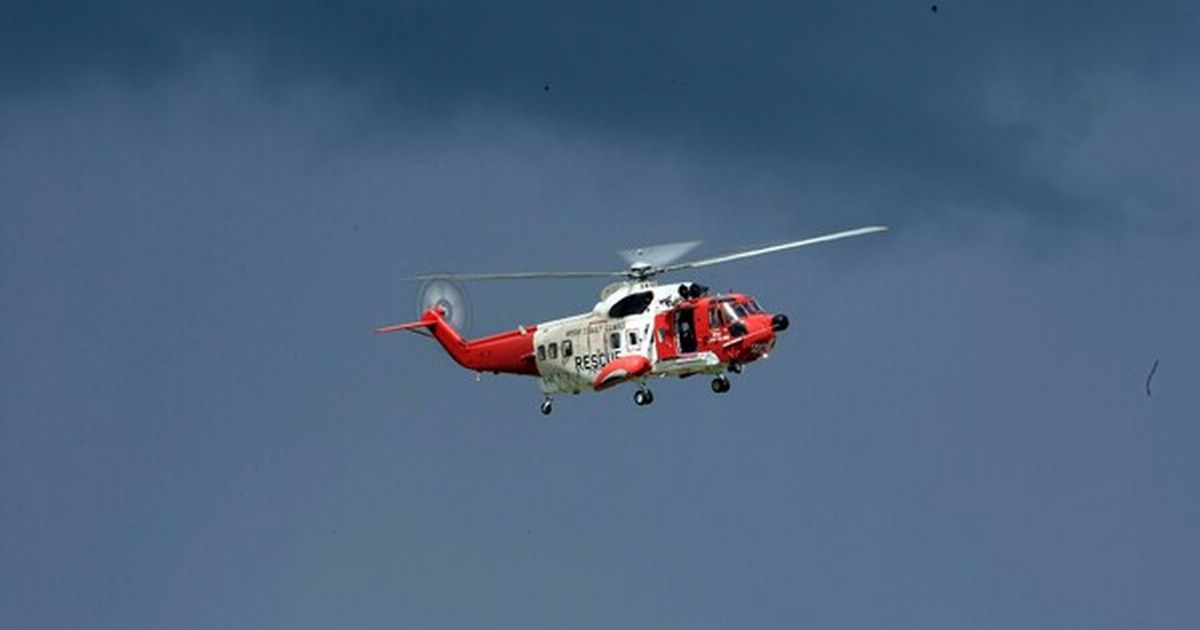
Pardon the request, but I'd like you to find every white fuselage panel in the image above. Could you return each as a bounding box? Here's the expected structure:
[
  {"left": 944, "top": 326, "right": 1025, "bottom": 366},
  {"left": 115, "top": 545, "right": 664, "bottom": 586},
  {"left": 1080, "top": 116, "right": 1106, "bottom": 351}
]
[{"left": 532, "top": 282, "right": 692, "bottom": 394}]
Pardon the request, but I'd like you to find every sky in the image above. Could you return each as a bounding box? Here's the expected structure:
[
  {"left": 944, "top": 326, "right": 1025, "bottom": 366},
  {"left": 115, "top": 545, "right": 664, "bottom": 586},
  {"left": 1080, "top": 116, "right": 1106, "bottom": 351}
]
[{"left": 2, "top": 2, "right": 1199, "bottom": 628}]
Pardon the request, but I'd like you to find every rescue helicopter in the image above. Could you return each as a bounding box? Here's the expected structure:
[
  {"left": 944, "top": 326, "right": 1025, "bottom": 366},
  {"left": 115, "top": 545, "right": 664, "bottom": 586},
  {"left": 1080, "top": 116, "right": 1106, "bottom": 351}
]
[{"left": 375, "top": 226, "right": 887, "bottom": 414}]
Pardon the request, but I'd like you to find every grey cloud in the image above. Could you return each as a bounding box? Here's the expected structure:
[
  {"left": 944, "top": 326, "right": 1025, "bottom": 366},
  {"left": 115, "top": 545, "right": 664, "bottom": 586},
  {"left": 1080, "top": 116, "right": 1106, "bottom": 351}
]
[{"left": 4, "top": 2, "right": 1197, "bottom": 225}]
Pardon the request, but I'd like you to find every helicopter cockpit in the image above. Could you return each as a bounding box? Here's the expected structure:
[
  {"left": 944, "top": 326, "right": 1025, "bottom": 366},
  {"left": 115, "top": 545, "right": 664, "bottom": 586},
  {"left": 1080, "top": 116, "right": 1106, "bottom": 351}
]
[
  {"left": 657, "top": 291, "right": 788, "bottom": 362},
  {"left": 710, "top": 296, "right": 768, "bottom": 334}
]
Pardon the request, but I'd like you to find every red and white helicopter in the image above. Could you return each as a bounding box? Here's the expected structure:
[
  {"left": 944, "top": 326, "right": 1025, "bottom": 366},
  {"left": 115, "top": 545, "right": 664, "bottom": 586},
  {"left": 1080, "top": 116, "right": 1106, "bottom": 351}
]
[{"left": 376, "top": 226, "right": 887, "bottom": 414}]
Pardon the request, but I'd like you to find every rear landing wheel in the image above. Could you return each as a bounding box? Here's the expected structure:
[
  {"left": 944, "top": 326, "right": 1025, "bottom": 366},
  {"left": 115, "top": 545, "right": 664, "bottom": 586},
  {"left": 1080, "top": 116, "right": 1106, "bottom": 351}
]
[
  {"left": 711, "top": 376, "right": 730, "bottom": 394},
  {"left": 540, "top": 398, "right": 553, "bottom": 415},
  {"left": 633, "top": 389, "right": 654, "bottom": 406}
]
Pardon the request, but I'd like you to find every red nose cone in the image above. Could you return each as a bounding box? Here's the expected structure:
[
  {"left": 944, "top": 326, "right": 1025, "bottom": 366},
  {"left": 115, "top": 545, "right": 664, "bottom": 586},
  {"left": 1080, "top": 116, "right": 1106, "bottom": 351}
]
[{"left": 728, "top": 316, "right": 777, "bottom": 362}]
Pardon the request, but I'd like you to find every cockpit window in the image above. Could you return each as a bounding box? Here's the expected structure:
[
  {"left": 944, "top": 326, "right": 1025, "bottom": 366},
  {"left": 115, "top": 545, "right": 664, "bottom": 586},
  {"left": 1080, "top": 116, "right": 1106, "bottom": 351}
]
[
  {"left": 722, "top": 301, "right": 746, "bottom": 322},
  {"left": 745, "top": 300, "right": 763, "bottom": 314},
  {"left": 608, "top": 291, "right": 655, "bottom": 318}
]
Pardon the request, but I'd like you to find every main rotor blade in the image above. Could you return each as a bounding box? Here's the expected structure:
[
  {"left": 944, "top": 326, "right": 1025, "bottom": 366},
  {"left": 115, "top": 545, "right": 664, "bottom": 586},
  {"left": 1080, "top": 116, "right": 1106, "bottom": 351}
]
[
  {"left": 656, "top": 225, "right": 888, "bottom": 274},
  {"left": 405, "top": 270, "right": 628, "bottom": 282},
  {"left": 618, "top": 240, "right": 703, "bottom": 267}
]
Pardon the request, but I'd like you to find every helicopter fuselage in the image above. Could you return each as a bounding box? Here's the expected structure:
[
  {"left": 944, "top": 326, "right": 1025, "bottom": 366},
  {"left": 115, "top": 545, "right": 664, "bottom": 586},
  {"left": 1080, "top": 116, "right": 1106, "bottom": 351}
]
[
  {"left": 387, "top": 281, "right": 787, "bottom": 397},
  {"left": 376, "top": 225, "right": 883, "bottom": 414}
]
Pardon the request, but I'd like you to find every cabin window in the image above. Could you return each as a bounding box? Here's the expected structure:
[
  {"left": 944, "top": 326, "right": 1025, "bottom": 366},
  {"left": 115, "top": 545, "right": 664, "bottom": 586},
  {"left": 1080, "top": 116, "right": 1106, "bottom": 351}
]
[
  {"left": 548, "top": 342, "right": 559, "bottom": 359},
  {"left": 628, "top": 330, "right": 639, "bottom": 347},
  {"left": 537, "top": 345, "right": 546, "bottom": 361},
  {"left": 610, "top": 332, "right": 622, "bottom": 349},
  {"left": 562, "top": 339, "right": 573, "bottom": 357},
  {"left": 708, "top": 306, "right": 722, "bottom": 328}
]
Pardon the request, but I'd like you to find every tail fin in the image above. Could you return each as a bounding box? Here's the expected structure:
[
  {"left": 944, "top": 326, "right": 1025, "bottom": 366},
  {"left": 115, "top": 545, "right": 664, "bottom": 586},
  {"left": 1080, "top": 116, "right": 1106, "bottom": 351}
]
[
  {"left": 373, "top": 306, "right": 442, "bottom": 335},
  {"left": 373, "top": 321, "right": 435, "bottom": 334},
  {"left": 374, "top": 307, "right": 477, "bottom": 370}
]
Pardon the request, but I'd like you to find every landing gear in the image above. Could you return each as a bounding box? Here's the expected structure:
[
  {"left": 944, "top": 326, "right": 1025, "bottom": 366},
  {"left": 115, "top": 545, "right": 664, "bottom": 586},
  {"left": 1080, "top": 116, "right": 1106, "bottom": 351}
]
[
  {"left": 728, "top": 362, "right": 743, "bottom": 374},
  {"left": 711, "top": 375, "right": 731, "bottom": 394},
  {"left": 633, "top": 388, "right": 655, "bottom": 406},
  {"left": 540, "top": 398, "right": 553, "bottom": 415}
]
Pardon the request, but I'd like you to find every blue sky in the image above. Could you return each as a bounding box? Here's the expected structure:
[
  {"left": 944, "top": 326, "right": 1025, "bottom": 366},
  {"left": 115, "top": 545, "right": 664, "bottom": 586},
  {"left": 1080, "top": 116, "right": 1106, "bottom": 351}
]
[{"left": 2, "top": 2, "right": 1199, "bottom": 628}]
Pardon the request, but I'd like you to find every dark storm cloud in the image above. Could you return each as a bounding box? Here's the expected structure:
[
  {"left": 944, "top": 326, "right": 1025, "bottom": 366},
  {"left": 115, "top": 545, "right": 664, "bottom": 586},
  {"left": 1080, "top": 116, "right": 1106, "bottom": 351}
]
[
  {"left": 4, "top": 1, "right": 1197, "bottom": 224},
  {"left": 4, "top": 5, "right": 1200, "bottom": 629}
]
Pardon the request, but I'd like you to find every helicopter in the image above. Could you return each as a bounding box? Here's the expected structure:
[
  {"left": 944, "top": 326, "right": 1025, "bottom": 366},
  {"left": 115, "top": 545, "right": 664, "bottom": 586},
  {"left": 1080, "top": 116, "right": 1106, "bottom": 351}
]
[{"left": 375, "top": 226, "right": 887, "bottom": 414}]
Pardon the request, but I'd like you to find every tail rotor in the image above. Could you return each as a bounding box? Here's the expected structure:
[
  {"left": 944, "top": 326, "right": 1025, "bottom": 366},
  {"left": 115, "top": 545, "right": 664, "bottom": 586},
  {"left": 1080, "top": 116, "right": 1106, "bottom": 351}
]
[{"left": 418, "top": 278, "right": 471, "bottom": 334}]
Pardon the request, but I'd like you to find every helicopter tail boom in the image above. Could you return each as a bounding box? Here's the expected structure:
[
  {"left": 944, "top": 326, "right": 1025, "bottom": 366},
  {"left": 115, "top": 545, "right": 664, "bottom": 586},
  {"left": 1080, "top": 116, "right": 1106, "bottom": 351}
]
[{"left": 377, "top": 307, "right": 539, "bottom": 376}]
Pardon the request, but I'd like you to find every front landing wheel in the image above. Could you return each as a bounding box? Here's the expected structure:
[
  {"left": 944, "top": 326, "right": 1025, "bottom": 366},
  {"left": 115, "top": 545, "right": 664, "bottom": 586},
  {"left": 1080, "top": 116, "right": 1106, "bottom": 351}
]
[
  {"left": 711, "top": 376, "right": 731, "bottom": 394},
  {"left": 540, "top": 398, "right": 553, "bottom": 415}
]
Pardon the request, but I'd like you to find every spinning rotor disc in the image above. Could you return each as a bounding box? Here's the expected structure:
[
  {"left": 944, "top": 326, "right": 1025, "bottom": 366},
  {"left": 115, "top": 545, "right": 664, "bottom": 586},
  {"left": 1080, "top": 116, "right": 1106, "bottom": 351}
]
[{"left": 417, "top": 278, "right": 471, "bottom": 334}]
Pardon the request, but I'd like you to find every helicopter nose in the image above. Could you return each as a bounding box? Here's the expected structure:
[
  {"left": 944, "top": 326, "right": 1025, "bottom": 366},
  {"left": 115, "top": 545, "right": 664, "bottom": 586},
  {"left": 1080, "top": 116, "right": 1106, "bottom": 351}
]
[{"left": 771, "top": 314, "right": 789, "bottom": 332}]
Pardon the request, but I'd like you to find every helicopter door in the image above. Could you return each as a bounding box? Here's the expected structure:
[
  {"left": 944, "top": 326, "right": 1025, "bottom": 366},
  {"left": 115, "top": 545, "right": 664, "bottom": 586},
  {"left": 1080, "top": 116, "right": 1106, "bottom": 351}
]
[
  {"left": 676, "top": 307, "right": 697, "bottom": 354},
  {"left": 653, "top": 311, "right": 677, "bottom": 360}
]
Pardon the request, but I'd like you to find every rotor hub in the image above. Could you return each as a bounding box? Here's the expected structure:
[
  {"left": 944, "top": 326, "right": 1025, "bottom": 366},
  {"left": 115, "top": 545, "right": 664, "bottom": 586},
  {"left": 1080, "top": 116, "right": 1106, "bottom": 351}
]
[
  {"left": 628, "top": 261, "right": 653, "bottom": 279},
  {"left": 417, "top": 278, "right": 471, "bottom": 333}
]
